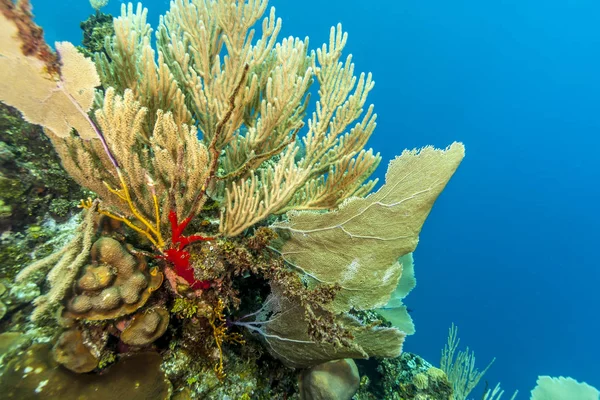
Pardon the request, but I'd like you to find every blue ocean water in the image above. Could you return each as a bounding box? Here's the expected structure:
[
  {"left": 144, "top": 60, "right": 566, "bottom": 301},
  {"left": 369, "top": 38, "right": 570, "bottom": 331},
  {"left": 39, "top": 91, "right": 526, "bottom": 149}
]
[{"left": 32, "top": 0, "right": 600, "bottom": 397}]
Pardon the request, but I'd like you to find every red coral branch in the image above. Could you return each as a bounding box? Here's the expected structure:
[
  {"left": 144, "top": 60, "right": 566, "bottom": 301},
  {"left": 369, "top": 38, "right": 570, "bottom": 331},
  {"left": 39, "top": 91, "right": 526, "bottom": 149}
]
[{"left": 158, "top": 210, "right": 213, "bottom": 290}]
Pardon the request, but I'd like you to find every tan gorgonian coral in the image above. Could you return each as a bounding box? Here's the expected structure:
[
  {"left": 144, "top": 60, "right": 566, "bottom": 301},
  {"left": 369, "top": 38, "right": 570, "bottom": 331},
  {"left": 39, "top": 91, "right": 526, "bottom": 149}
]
[
  {"left": 0, "top": 0, "right": 378, "bottom": 244},
  {"left": 49, "top": 87, "right": 210, "bottom": 229},
  {"left": 252, "top": 144, "right": 465, "bottom": 367},
  {"left": 2, "top": 0, "right": 382, "bottom": 241},
  {"left": 273, "top": 143, "right": 465, "bottom": 313},
  {"left": 72, "top": 0, "right": 380, "bottom": 238},
  {"left": 0, "top": 3, "right": 99, "bottom": 139}
]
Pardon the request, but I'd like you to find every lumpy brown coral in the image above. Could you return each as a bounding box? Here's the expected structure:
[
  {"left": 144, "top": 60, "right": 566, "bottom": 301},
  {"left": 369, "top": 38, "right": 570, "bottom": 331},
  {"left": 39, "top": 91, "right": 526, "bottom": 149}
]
[
  {"left": 52, "top": 329, "right": 99, "bottom": 373},
  {"left": 64, "top": 237, "right": 163, "bottom": 320},
  {"left": 120, "top": 306, "right": 170, "bottom": 346}
]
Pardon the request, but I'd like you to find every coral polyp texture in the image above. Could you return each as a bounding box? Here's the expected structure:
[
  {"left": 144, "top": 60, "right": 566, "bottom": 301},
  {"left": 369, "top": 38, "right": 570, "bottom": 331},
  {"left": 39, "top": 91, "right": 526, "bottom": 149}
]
[
  {"left": 0, "top": 0, "right": 464, "bottom": 397},
  {"left": 64, "top": 236, "right": 163, "bottom": 321}
]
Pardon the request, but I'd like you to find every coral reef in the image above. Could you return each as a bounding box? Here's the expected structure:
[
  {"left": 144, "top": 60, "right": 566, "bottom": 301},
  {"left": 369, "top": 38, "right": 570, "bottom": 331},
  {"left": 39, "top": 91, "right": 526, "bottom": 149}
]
[
  {"left": 0, "top": 103, "right": 86, "bottom": 231},
  {"left": 0, "top": 281, "right": 6, "bottom": 319},
  {"left": 441, "top": 323, "right": 496, "bottom": 400},
  {"left": 14, "top": 204, "right": 97, "bottom": 321},
  {"left": 89, "top": 0, "right": 109, "bottom": 12},
  {"left": 78, "top": 11, "right": 114, "bottom": 59},
  {"left": 354, "top": 353, "right": 453, "bottom": 400},
  {"left": 531, "top": 376, "right": 599, "bottom": 400},
  {"left": 52, "top": 328, "right": 99, "bottom": 373},
  {"left": 163, "top": 337, "right": 298, "bottom": 399},
  {"left": 0, "top": 0, "right": 465, "bottom": 398},
  {"left": 0, "top": 214, "right": 81, "bottom": 282},
  {"left": 0, "top": 94, "right": 87, "bottom": 288}
]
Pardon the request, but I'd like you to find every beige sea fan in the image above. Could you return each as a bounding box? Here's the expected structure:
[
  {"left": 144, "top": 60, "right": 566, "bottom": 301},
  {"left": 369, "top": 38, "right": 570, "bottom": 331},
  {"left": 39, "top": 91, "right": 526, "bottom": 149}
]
[
  {"left": 0, "top": 3, "right": 100, "bottom": 139},
  {"left": 273, "top": 142, "right": 466, "bottom": 313}
]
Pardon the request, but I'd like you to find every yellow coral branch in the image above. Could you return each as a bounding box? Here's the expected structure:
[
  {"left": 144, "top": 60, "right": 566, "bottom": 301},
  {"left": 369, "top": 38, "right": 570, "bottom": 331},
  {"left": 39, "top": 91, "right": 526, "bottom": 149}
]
[
  {"left": 146, "top": 173, "right": 162, "bottom": 242},
  {"left": 102, "top": 170, "right": 166, "bottom": 249},
  {"left": 208, "top": 298, "right": 245, "bottom": 381},
  {"left": 208, "top": 298, "right": 228, "bottom": 381},
  {"left": 85, "top": 203, "right": 162, "bottom": 250},
  {"left": 80, "top": 170, "right": 166, "bottom": 251}
]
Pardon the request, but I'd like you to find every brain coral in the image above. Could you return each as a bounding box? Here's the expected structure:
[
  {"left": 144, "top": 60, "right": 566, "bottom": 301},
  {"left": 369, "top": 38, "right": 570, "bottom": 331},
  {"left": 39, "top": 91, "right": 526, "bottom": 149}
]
[{"left": 64, "top": 237, "right": 163, "bottom": 320}]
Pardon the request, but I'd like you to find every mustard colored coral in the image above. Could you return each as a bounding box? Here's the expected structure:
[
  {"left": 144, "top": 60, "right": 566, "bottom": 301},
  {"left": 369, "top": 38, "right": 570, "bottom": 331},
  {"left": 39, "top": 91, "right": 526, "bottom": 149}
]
[{"left": 64, "top": 237, "right": 163, "bottom": 321}]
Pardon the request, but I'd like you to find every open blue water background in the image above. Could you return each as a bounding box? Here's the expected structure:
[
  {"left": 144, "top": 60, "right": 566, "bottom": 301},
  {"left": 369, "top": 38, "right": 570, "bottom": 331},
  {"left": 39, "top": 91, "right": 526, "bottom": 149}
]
[{"left": 32, "top": 0, "right": 600, "bottom": 397}]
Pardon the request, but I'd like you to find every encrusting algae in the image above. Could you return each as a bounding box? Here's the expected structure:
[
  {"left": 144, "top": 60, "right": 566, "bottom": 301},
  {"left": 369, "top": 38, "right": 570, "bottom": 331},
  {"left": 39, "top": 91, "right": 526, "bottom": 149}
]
[{"left": 0, "top": 0, "right": 464, "bottom": 398}]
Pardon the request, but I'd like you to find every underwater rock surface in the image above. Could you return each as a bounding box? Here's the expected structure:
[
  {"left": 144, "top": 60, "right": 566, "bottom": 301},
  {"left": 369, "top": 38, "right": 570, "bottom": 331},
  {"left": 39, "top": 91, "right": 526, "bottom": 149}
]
[
  {"left": 0, "top": 344, "right": 171, "bottom": 399},
  {"left": 299, "top": 358, "right": 360, "bottom": 400}
]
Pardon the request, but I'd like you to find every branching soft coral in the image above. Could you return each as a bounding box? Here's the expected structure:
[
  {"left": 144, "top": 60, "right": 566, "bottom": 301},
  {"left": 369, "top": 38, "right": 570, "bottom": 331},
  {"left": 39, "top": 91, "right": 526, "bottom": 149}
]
[{"left": 157, "top": 210, "right": 213, "bottom": 290}]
